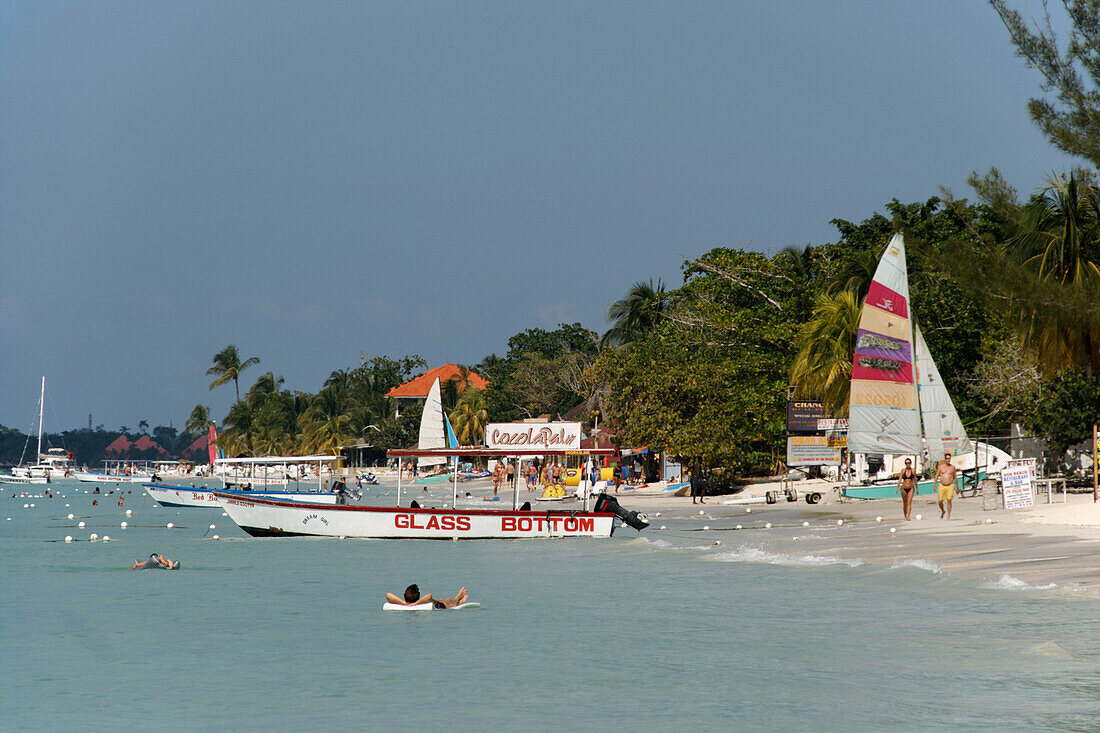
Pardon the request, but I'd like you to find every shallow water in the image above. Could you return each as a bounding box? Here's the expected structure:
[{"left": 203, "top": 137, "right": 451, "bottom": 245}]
[{"left": 3, "top": 480, "right": 1100, "bottom": 731}]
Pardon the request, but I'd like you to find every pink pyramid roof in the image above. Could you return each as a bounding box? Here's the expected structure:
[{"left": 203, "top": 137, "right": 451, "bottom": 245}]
[{"left": 104, "top": 435, "right": 133, "bottom": 455}]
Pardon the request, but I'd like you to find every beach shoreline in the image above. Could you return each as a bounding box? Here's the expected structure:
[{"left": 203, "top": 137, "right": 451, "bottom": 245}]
[{"left": 613, "top": 486, "right": 1100, "bottom": 592}]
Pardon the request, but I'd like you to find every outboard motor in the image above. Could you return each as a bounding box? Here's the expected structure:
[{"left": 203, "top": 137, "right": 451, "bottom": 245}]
[
  {"left": 332, "top": 480, "right": 362, "bottom": 505},
  {"left": 593, "top": 493, "right": 649, "bottom": 531}
]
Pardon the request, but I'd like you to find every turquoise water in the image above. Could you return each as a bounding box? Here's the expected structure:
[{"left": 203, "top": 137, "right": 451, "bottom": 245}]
[{"left": 3, "top": 481, "right": 1099, "bottom": 731}]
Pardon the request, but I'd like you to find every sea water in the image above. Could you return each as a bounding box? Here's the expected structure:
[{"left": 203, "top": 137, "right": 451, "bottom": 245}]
[{"left": 2, "top": 480, "right": 1099, "bottom": 732}]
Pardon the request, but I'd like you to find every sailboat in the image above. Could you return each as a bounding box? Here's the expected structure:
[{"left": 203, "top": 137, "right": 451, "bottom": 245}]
[
  {"left": 843, "top": 234, "right": 1007, "bottom": 499},
  {"left": 0, "top": 377, "right": 73, "bottom": 484}
]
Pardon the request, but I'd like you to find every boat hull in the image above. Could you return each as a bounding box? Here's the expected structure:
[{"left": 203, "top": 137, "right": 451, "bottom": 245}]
[
  {"left": 144, "top": 483, "right": 341, "bottom": 507},
  {"left": 842, "top": 472, "right": 986, "bottom": 500},
  {"left": 214, "top": 491, "right": 616, "bottom": 539},
  {"left": 75, "top": 472, "right": 150, "bottom": 483}
]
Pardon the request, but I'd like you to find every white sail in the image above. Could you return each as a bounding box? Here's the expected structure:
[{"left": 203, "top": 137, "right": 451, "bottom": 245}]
[
  {"left": 847, "top": 233, "right": 923, "bottom": 454},
  {"left": 417, "top": 378, "right": 447, "bottom": 469},
  {"left": 914, "top": 325, "right": 972, "bottom": 458}
]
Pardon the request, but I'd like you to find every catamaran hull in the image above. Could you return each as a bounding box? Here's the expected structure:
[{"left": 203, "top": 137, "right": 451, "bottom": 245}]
[
  {"left": 842, "top": 472, "right": 987, "bottom": 499},
  {"left": 214, "top": 491, "right": 616, "bottom": 539},
  {"left": 144, "top": 483, "right": 341, "bottom": 508}
]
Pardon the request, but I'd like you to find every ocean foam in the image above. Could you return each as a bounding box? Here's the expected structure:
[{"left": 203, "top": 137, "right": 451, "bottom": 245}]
[
  {"left": 984, "top": 574, "right": 1057, "bottom": 591},
  {"left": 711, "top": 544, "right": 865, "bottom": 568},
  {"left": 889, "top": 558, "right": 943, "bottom": 574}
]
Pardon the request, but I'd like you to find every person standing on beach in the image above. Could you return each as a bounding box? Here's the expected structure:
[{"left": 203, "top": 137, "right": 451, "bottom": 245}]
[
  {"left": 505, "top": 459, "right": 515, "bottom": 489},
  {"left": 690, "top": 463, "right": 706, "bottom": 504},
  {"left": 896, "top": 458, "right": 917, "bottom": 520},
  {"left": 491, "top": 462, "right": 503, "bottom": 497},
  {"left": 936, "top": 452, "right": 958, "bottom": 519}
]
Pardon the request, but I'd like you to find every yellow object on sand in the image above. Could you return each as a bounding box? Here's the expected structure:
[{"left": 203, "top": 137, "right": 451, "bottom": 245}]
[{"left": 540, "top": 484, "right": 566, "bottom": 499}]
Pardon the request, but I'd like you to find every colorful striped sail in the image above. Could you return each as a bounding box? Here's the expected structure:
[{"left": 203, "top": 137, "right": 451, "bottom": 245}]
[
  {"left": 847, "top": 233, "right": 923, "bottom": 454},
  {"left": 914, "top": 324, "right": 972, "bottom": 457}
]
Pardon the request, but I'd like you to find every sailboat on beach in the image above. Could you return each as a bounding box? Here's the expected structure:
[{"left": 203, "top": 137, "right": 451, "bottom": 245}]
[{"left": 843, "top": 234, "right": 1007, "bottom": 499}]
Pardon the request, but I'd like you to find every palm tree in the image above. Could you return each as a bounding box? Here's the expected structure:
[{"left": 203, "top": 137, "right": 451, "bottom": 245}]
[
  {"left": 789, "top": 290, "right": 862, "bottom": 416},
  {"left": 299, "top": 387, "right": 354, "bottom": 454},
  {"left": 601, "top": 279, "right": 667, "bottom": 348},
  {"left": 1008, "top": 173, "right": 1100, "bottom": 284},
  {"left": 184, "top": 405, "right": 211, "bottom": 437},
  {"left": 206, "top": 345, "right": 260, "bottom": 403},
  {"left": 1005, "top": 173, "right": 1100, "bottom": 375},
  {"left": 450, "top": 387, "right": 488, "bottom": 446}
]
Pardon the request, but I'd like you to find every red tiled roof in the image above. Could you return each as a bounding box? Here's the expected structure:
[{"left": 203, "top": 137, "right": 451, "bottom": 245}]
[
  {"left": 132, "top": 434, "right": 169, "bottom": 456},
  {"left": 385, "top": 365, "right": 489, "bottom": 399},
  {"left": 104, "top": 435, "right": 132, "bottom": 455}
]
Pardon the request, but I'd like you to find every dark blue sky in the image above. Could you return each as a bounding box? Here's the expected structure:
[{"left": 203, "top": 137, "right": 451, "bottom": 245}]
[{"left": 0, "top": 1, "right": 1073, "bottom": 430}]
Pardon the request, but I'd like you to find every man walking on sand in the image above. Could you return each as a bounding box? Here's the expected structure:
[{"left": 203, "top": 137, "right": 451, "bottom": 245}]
[{"left": 936, "top": 452, "right": 958, "bottom": 520}]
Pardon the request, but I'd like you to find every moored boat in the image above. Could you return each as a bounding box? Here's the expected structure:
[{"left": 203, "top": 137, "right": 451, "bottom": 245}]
[{"left": 214, "top": 490, "right": 642, "bottom": 539}]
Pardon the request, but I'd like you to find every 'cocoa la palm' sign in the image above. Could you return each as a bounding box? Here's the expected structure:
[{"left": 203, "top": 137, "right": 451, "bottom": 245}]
[{"left": 484, "top": 422, "right": 581, "bottom": 451}]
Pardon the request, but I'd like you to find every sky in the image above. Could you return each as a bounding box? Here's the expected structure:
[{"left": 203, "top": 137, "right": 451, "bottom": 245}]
[{"left": 0, "top": 1, "right": 1076, "bottom": 432}]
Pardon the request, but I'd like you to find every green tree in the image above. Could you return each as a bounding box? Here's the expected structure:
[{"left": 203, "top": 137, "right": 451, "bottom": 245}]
[
  {"left": 990, "top": 1, "right": 1100, "bottom": 167},
  {"left": 600, "top": 279, "right": 667, "bottom": 348},
  {"left": 185, "top": 405, "right": 211, "bottom": 437},
  {"left": 206, "top": 345, "right": 260, "bottom": 403},
  {"left": 450, "top": 387, "right": 488, "bottom": 446},
  {"left": 789, "top": 290, "right": 862, "bottom": 416}
]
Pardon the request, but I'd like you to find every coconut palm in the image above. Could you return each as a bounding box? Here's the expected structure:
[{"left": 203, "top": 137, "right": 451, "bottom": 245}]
[
  {"left": 206, "top": 345, "right": 261, "bottom": 403},
  {"left": 1008, "top": 173, "right": 1100, "bottom": 284},
  {"left": 299, "top": 387, "right": 354, "bottom": 454},
  {"left": 184, "top": 405, "right": 211, "bottom": 437},
  {"left": 1005, "top": 173, "right": 1100, "bottom": 375},
  {"left": 789, "top": 290, "right": 862, "bottom": 416},
  {"left": 450, "top": 387, "right": 488, "bottom": 446},
  {"left": 601, "top": 279, "right": 667, "bottom": 348}
]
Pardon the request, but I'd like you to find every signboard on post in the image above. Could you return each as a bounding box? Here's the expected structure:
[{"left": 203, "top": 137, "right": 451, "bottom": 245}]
[
  {"left": 1002, "top": 465, "right": 1034, "bottom": 510},
  {"left": 787, "top": 400, "right": 825, "bottom": 433},
  {"left": 484, "top": 422, "right": 581, "bottom": 451},
  {"left": 818, "top": 418, "right": 848, "bottom": 448},
  {"left": 787, "top": 436, "right": 842, "bottom": 467}
]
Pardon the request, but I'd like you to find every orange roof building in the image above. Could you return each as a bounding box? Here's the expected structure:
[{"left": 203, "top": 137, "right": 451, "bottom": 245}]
[{"left": 386, "top": 364, "right": 488, "bottom": 416}]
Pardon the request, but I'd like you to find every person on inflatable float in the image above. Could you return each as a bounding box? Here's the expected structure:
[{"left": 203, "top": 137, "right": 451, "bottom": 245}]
[{"left": 386, "top": 583, "right": 468, "bottom": 609}]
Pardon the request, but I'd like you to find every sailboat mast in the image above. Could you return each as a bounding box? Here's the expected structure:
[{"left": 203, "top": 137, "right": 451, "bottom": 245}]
[{"left": 37, "top": 376, "right": 45, "bottom": 461}]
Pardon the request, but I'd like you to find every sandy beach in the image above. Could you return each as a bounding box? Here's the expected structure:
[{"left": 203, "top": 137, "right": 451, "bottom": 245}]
[{"left": 607, "top": 484, "right": 1100, "bottom": 592}]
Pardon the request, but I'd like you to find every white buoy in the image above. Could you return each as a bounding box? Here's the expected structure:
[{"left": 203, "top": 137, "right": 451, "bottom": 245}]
[
  {"left": 23, "top": 504, "right": 28, "bottom": 508},
  {"left": 746, "top": 508, "right": 752, "bottom": 514},
  {"left": 120, "top": 522, "right": 127, "bottom": 528},
  {"left": 65, "top": 503, "right": 70, "bottom": 507},
  {"left": 875, "top": 516, "right": 883, "bottom": 522},
  {"left": 714, "top": 540, "right": 722, "bottom": 546},
  {"left": 765, "top": 522, "right": 772, "bottom": 529},
  {"left": 837, "top": 519, "right": 844, "bottom": 526},
  {"left": 212, "top": 535, "right": 219, "bottom": 540},
  {"left": 803, "top": 521, "right": 810, "bottom": 527},
  {"left": 735, "top": 524, "right": 742, "bottom": 530},
  {"left": 67, "top": 513, "right": 74, "bottom": 519},
  {"left": 703, "top": 525, "right": 710, "bottom": 530},
  {"left": 103, "top": 535, "right": 110, "bottom": 541},
  {"left": 654, "top": 512, "right": 661, "bottom": 518},
  {"left": 986, "top": 518, "right": 994, "bottom": 524},
  {"left": 698, "top": 510, "right": 705, "bottom": 516},
  {"left": 90, "top": 533, "right": 98, "bottom": 541},
  {"left": 30, "top": 503, "right": 35, "bottom": 508},
  {"left": 125, "top": 509, "right": 132, "bottom": 516},
  {"left": 77, "top": 521, "right": 85, "bottom": 528},
  {"left": 166, "top": 522, "right": 174, "bottom": 529},
  {"left": 915, "top": 514, "right": 922, "bottom": 521},
  {"left": 209, "top": 524, "right": 216, "bottom": 530},
  {"left": 222, "top": 512, "right": 228, "bottom": 517},
  {"left": 659, "top": 525, "right": 667, "bottom": 530},
  {"left": 65, "top": 535, "right": 73, "bottom": 543},
  {"left": 890, "top": 527, "right": 897, "bottom": 533},
  {"left": 793, "top": 536, "right": 799, "bottom": 541}
]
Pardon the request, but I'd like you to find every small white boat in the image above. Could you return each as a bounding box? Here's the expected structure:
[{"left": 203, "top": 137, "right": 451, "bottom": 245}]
[
  {"left": 215, "top": 490, "right": 627, "bottom": 538},
  {"left": 0, "top": 378, "right": 74, "bottom": 484},
  {"left": 145, "top": 483, "right": 342, "bottom": 508}
]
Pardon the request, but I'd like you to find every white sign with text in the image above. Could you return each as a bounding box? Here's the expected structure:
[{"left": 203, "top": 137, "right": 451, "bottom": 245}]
[
  {"left": 1002, "top": 465, "right": 1034, "bottom": 510},
  {"left": 484, "top": 422, "right": 582, "bottom": 451}
]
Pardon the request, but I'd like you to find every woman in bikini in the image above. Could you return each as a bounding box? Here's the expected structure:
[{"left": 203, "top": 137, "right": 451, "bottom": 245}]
[{"left": 896, "top": 457, "right": 917, "bottom": 520}]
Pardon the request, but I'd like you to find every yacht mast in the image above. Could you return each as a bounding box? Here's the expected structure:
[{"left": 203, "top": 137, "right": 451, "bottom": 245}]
[{"left": 36, "top": 376, "right": 45, "bottom": 461}]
